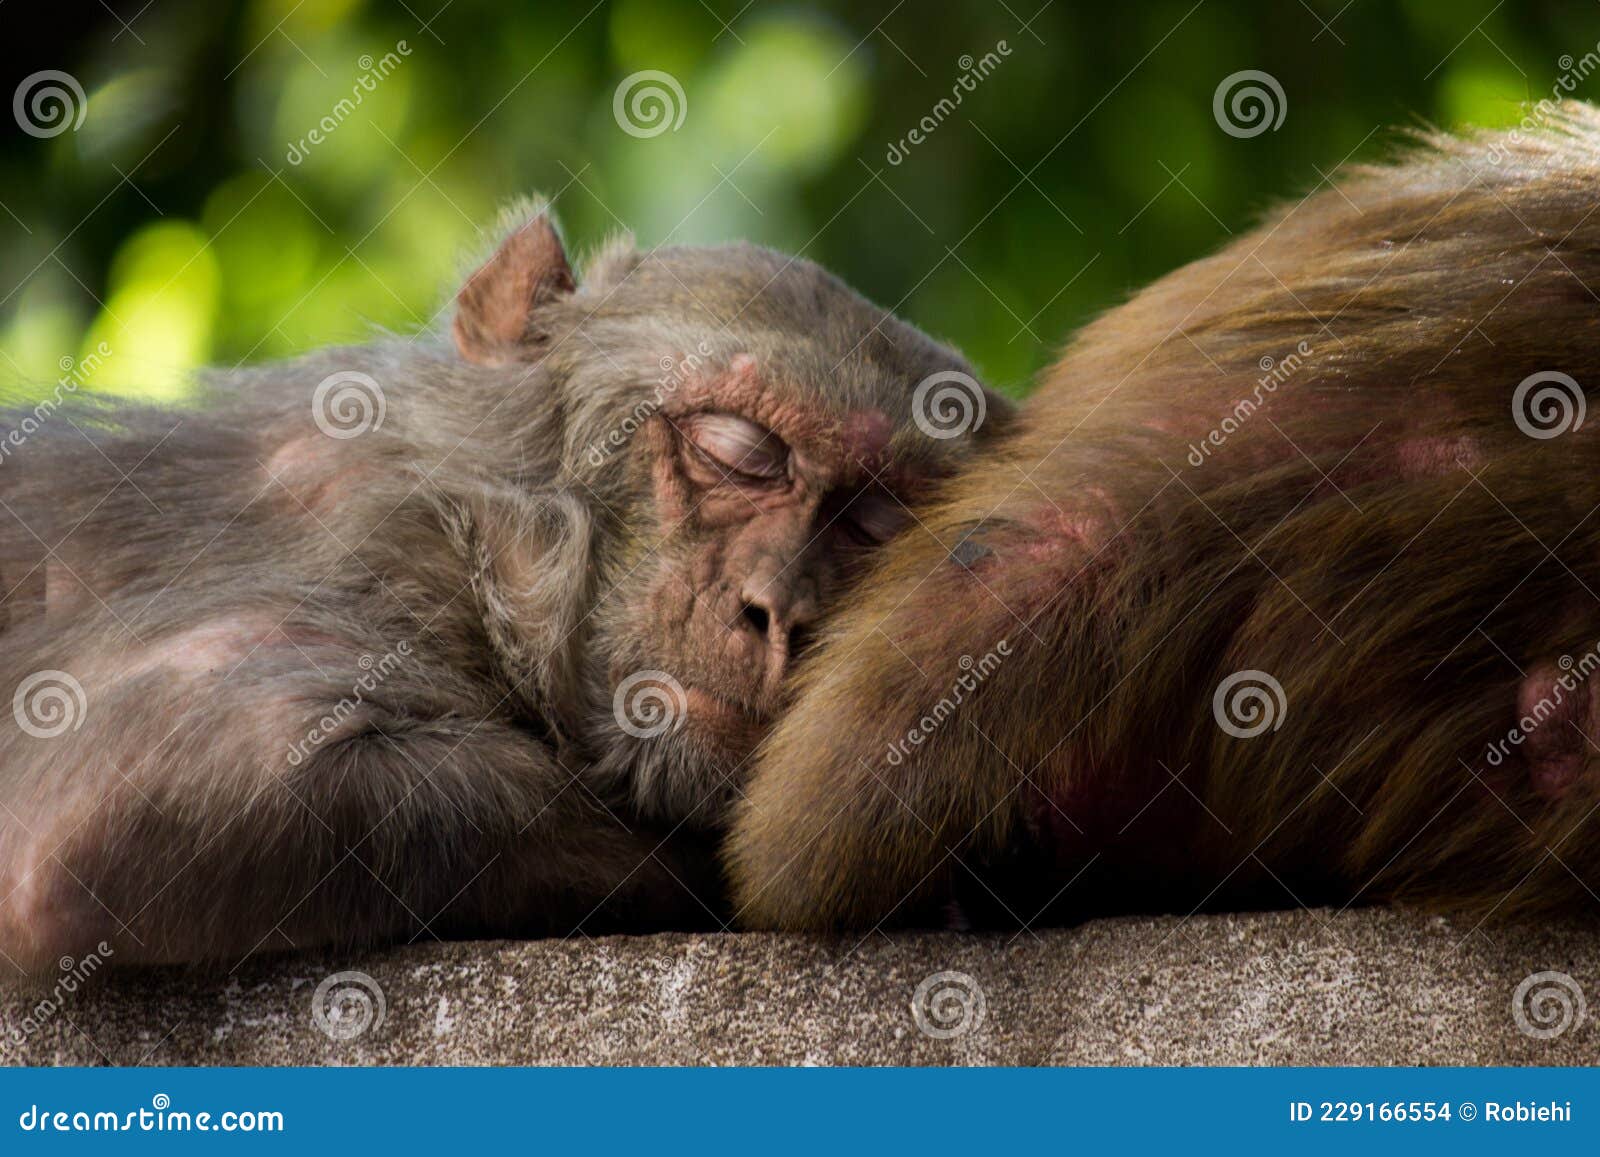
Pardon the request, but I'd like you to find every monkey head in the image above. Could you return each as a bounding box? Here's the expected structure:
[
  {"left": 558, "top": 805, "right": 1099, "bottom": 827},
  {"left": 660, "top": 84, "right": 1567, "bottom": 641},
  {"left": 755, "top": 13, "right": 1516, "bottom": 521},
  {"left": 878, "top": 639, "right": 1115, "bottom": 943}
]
[{"left": 450, "top": 204, "right": 1011, "bottom": 826}]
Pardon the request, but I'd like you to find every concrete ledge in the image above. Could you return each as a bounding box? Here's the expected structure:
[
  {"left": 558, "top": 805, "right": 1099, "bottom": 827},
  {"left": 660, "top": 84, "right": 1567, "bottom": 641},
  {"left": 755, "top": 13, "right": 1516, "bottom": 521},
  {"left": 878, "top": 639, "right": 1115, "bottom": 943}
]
[{"left": 3, "top": 909, "right": 1596, "bottom": 1065}]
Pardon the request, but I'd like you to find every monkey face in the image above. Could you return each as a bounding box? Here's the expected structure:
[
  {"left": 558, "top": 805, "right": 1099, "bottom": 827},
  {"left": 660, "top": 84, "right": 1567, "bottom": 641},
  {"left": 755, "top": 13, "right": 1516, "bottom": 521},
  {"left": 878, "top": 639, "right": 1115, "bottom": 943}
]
[
  {"left": 449, "top": 209, "right": 1012, "bottom": 827},
  {"left": 596, "top": 357, "right": 955, "bottom": 824}
]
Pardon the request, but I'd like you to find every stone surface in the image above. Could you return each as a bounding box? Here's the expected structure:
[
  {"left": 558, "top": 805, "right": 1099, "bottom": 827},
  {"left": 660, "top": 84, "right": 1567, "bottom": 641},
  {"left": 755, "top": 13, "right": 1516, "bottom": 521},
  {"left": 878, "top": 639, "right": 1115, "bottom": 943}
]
[{"left": 2, "top": 908, "right": 1596, "bottom": 1065}]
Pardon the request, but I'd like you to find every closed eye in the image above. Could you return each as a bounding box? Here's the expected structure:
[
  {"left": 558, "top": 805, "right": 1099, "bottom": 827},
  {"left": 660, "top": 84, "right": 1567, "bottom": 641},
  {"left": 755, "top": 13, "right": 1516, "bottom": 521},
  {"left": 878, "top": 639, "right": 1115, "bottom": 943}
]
[
  {"left": 683, "top": 413, "right": 788, "bottom": 481},
  {"left": 840, "top": 488, "right": 911, "bottom": 545}
]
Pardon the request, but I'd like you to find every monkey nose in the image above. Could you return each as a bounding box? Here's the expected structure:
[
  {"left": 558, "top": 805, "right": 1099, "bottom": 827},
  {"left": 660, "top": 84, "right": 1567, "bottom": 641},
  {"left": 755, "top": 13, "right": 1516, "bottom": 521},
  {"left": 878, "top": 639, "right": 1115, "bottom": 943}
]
[{"left": 737, "top": 582, "right": 811, "bottom": 689}]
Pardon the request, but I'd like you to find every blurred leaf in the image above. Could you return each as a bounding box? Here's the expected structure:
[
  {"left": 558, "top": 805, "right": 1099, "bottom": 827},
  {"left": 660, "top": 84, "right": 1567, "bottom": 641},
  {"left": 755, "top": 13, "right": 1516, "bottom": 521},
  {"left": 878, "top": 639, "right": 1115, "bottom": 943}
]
[
  {"left": 76, "top": 70, "right": 180, "bottom": 164},
  {"left": 609, "top": 0, "right": 717, "bottom": 78},
  {"left": 699, "top": 14, "right": 868, "bottom": 176},
  {"left": 1438, "top": 62, "right": 1534, "bottom": 128},
  {"left": 81, "top": 221, "right": 220, "bottom": 398},
  {"left": 0, "top": 0, "right": 1580, "bottom": 400}
]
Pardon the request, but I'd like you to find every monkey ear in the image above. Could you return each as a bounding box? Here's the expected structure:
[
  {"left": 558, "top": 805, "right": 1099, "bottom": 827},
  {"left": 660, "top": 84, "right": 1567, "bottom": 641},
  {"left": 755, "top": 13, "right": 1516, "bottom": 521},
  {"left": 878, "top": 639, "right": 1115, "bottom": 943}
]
[{"left": 452, "top": 214, "right": 577, "bottom": 366}]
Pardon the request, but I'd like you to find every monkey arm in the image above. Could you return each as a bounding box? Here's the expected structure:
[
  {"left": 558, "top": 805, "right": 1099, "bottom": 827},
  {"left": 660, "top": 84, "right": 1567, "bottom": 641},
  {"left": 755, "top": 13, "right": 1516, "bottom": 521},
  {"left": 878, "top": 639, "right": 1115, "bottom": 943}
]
[
  {"left": 0, "top": 639, "right": 720, "bottom": 971},
  {"left": 724, "top": 470, "right": 1098, "bottom": 931}
]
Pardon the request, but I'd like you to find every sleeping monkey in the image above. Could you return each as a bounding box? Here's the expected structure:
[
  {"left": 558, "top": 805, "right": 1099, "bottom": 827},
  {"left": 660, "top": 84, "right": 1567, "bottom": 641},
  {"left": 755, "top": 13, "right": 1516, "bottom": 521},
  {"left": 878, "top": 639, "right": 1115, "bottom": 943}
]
[{"left": 0, "top": 203, "right": 1007, "bottom": 969}]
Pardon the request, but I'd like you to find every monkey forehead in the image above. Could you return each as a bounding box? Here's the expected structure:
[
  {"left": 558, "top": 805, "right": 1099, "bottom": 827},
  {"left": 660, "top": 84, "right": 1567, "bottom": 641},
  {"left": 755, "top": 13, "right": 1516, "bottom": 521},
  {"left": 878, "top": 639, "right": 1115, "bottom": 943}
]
[
  {"left": 603, "top": 244, "right": 976, "bottom": 402},
  {"left": 616, "top": 244, "right": 893, "bottom": 332}
]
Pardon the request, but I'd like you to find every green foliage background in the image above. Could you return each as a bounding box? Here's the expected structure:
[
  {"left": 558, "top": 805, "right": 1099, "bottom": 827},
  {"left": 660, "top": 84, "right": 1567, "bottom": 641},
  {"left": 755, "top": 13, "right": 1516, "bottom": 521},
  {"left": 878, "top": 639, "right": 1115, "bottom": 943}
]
[{"left": 1, "top": 0, "right": 1590, "bottom": 400}]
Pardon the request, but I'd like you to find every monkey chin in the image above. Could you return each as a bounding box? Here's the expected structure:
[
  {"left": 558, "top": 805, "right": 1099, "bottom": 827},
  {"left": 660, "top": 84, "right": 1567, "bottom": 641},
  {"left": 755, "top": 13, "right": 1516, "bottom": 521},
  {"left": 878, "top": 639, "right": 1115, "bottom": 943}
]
[{"left": 679, "top": 687, "right": 771, "bottom": 782}]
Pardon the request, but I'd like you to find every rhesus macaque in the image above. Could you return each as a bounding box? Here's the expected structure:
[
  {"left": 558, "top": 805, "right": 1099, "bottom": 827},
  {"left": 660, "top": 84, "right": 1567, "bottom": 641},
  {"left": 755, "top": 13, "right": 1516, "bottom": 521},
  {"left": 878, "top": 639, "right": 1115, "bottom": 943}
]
[
  {"left": 0, "top": 202, "right": 1007, "bottom": 970},
  {"left": 728, "top": 107, "right": 1600, "bottom": 931}
]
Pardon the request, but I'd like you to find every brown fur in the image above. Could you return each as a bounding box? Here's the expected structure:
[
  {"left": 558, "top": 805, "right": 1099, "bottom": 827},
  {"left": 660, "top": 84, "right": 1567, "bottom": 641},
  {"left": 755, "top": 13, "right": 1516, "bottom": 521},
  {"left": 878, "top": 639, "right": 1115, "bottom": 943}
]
[
  {"left": 0, "top": 203, "right": 1007, "bottom": 970},
  {"left": 728, "top": 106, "right": 1600, "bottom": 931}
]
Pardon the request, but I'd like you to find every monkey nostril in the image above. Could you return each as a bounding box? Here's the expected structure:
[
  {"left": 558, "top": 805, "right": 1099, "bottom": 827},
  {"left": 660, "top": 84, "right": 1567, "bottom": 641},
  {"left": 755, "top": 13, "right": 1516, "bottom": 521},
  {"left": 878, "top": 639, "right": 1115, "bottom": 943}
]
[{"left": 741, "top": 603, "right": 771, "bottom": 638}]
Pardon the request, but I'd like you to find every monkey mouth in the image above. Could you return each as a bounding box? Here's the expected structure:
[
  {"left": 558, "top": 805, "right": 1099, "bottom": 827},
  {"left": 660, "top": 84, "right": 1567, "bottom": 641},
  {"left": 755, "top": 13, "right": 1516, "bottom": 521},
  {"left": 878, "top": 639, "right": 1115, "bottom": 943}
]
[
  {"left": 683, "top": 687, "right": 769, "bottom": 745},
  {"left": 684, "top": 686, "right": 763, "bottom": 721}
]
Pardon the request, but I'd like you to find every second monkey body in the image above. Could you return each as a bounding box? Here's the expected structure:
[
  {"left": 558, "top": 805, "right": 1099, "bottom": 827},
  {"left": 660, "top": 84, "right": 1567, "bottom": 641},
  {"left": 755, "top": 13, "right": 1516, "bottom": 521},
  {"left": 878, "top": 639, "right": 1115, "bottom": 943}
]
[{"left": 730, "top": 109, "right": 1600, "bottom": 932}]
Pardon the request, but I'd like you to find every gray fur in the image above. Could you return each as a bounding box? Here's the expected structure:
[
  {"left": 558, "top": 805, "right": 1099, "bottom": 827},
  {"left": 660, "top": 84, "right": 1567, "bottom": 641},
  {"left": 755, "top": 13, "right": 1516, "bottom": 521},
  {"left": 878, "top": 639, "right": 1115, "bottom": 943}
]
[{"left": 0, "top": 206, "right": 1003, "bottom": 969}]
